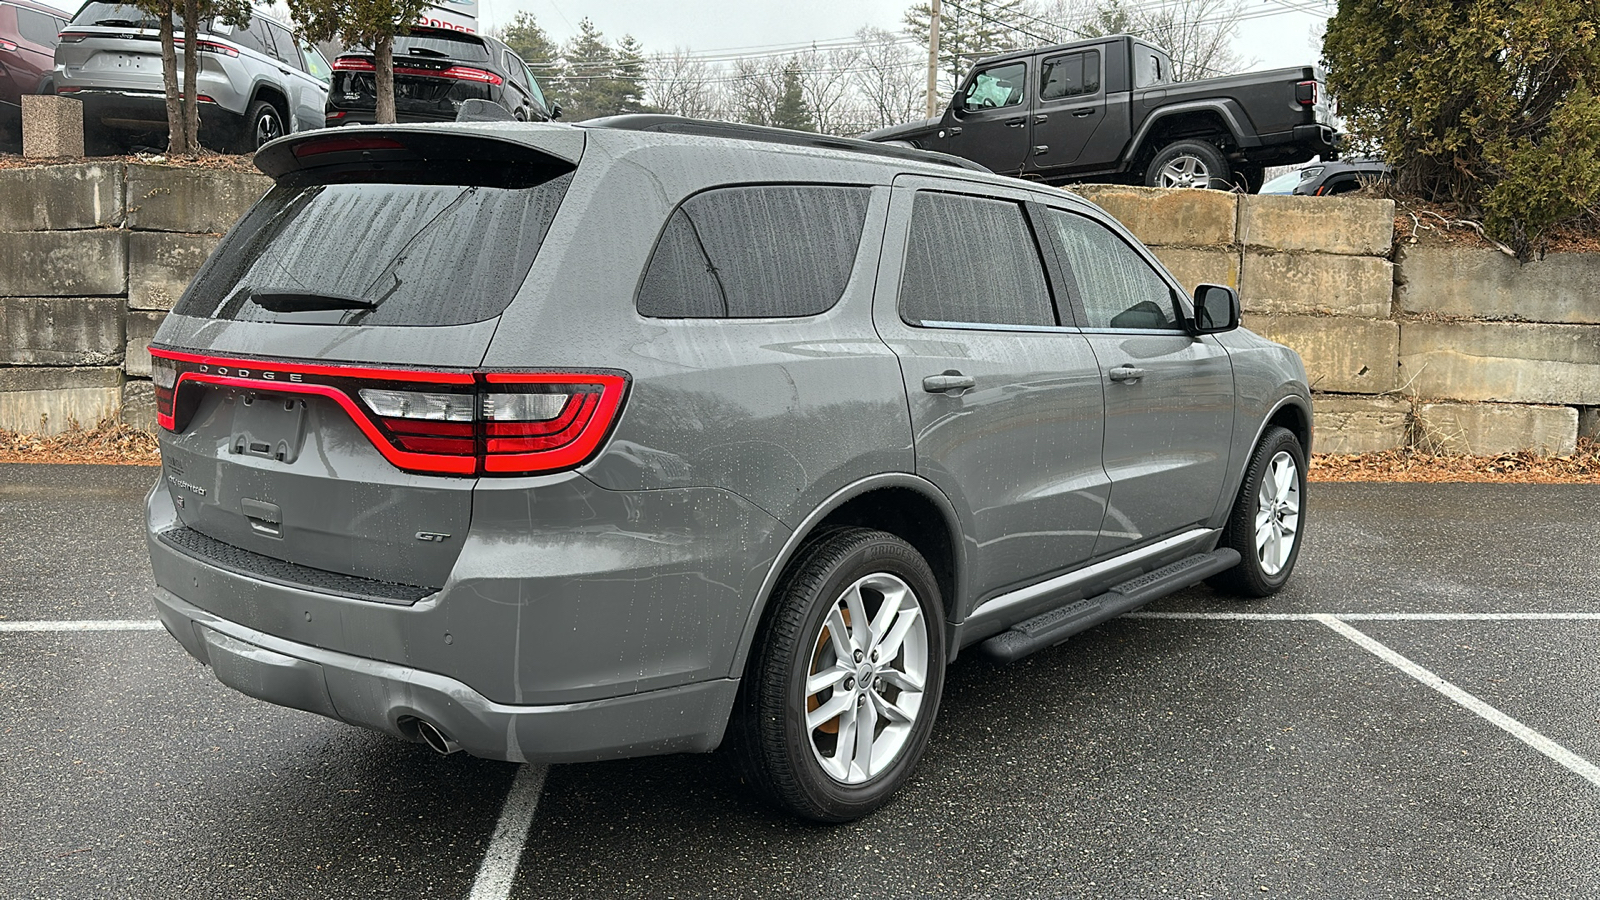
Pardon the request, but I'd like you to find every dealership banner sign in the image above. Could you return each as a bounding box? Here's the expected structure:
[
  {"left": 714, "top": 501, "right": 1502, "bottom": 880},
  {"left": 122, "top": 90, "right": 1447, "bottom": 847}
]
[{"left": 417, "top": 0, "right": 477, "bottom": 33}]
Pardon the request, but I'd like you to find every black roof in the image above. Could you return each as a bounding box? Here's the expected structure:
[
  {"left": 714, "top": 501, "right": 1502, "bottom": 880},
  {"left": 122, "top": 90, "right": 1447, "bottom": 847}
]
[{"left": 580, "top": 115, "right": 991, "bottom": 174}]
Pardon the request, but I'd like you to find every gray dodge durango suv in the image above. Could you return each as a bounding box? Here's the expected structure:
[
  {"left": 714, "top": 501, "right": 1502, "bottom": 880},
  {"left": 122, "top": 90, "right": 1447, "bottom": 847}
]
[{"left": 145, "top": 117, "right": 1311, "bottom": 822}]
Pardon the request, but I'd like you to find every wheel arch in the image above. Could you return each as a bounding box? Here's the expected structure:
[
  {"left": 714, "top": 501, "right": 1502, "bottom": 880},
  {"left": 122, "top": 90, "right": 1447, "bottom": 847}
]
[
  {"left": 729, "top": 473, "right": 967, "bottom": 678},
  {"left": 249, "top": 82, "right": 291, "bottom": 121},
  {"left": 1125, "top": 101, "right": 1258, "bottom": 174}
]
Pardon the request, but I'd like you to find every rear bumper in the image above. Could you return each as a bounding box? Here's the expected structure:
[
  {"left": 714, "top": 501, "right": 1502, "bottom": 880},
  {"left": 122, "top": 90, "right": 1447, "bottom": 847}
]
[
  {"left": 153, "top": 588, "right": 738, "bottom": 763},
  {"left": 55, "top": 88, "right": 241, "bottom": 135}
]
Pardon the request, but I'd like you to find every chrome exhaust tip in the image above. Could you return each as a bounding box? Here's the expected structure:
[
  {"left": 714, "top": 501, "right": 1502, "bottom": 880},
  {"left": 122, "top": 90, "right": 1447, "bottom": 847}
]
[{"left": 416, "top": 719, "right": 462, "bottom": 756}]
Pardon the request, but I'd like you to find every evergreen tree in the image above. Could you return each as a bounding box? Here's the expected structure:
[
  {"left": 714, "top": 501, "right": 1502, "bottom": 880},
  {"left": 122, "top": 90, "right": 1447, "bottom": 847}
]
[
  {"left": 559, "top": 18, "right": 617, "bottom": 121},
  {"left": 903, "top": 0, "right": 1028, "bottom": 92},
  {"left": 770, "top": 60, "right": 815, "bottom": 131},
  {"left": 614, "top": 34, "right": 653, "bottom": 114},
  {"left": 499, "top": 11, "right": 562, "bottom": 112}
]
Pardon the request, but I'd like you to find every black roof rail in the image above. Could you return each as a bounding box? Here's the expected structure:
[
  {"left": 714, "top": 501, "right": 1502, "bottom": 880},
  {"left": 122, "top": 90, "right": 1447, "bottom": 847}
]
[{"left": 579, "top": 114, "right": 992, "bottom": 175}]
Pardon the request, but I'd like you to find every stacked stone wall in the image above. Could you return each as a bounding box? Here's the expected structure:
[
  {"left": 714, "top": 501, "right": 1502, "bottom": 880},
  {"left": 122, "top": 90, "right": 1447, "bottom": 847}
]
[{"left": 0, "top": 163, "right": 270, "bottom": 434}]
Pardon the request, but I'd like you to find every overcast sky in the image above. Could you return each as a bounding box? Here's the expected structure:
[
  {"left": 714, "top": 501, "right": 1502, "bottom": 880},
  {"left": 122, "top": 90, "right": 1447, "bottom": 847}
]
[{"left": 39, "top": 0, "right": 1333, "bottom": 73}]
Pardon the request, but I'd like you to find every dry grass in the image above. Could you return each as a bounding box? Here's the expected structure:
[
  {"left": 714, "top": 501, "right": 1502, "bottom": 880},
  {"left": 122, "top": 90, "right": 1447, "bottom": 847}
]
[
  {"left": 0, "top": 149, "right": 260, "bottom": 173},
  {"left": 0, "top": 416, "right": 160, "bottom": 466}
]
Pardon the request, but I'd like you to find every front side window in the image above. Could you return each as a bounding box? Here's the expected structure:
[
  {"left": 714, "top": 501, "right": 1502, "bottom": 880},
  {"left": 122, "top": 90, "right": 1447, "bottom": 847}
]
[
  {"left": 962, "top": 61, "right": 1027, "bottom": 110},
  {"left": 1040, "top": 50, "right": 1100, "bottom": 101},
  {"left": 1045, "top": 210, "right": 1178, "bottom": 330},
  {"left": 900, "top": 192, "right": 1054, "bottom": 329},
  {"left": 637, "top": 185, "right": 871, "bottom": 319}
]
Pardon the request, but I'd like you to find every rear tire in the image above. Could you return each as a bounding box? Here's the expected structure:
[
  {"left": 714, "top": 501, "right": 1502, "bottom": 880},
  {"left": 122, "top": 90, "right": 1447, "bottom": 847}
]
[
  {"left": 1145, "top": 139, "right": 1231, "bottom": 190},
  {"left": 238, "top": 100, "right": 284, "bottom": 153},
  {"left": 731, "top": 527, "right": 946, "bottom": 823},
  {"left": 1208, "top": 426, "right": 1306, "bottom": 597}
]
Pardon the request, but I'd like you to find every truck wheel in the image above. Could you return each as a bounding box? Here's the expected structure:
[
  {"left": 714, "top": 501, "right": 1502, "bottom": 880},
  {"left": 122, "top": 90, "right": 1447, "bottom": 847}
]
[
  {"left": 1207, "top": 426, "right": 1306, "bottom": 597},
  {"left": 731, "top": 527, "right": 946, "bottom": 822},
  {"left": 1145, "top": 140, "right": 1230, "bottom": 190}
]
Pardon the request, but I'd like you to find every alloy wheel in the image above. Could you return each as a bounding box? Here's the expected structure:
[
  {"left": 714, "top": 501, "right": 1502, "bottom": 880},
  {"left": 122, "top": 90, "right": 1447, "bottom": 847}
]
[{"left": 1254, "top": 450, "right": 1300, "bottom": 576}]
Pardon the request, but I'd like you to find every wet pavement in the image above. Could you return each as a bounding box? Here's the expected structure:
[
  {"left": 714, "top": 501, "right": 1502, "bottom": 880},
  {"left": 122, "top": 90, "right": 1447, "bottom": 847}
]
[{"left": 3, "top": 464, "right": 1597, "bottom": 899}]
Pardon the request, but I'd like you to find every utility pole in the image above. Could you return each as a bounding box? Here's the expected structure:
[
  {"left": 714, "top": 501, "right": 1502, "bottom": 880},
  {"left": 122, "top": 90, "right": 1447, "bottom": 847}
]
[{"left": 925, "top": 0, "right": 940, "bottom": 118}]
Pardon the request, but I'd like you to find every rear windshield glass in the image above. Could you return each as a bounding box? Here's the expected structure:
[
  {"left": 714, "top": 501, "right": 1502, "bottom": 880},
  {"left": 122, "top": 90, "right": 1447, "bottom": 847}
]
[
  {"left": 69, "top": 2, "right": 194, "bottom": 28},
  {"left": 394, "top": 32, "right": 490, "bottom": 62},
  {"left": 173, "top": 171, "right": 572, "bottom": 327}
]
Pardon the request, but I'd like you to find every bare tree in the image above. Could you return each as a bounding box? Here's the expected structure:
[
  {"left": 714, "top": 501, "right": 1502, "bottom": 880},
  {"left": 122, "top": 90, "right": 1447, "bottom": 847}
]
[
  {"left": 646, "top": 48, "right": 724, "bottom": 119},
  {"left": 1026, "top": 0, "right": 1250, "bottom": 80},
  {"left": 850, "top": 26, "right": 924, "bottom": 131},
  {"left": 791, "top": 44, "right": 857, "bottom": 135},
  {"left": 730, "top": 56, "right": 786, "bottom": 126}
]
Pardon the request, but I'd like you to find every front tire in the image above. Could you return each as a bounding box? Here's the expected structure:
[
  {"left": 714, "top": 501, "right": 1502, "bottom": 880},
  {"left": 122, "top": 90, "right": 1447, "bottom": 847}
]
[
  {"left": 732, "top": 527, "right": 946, "bottom": 822},
  {"left": 1145, "top": 139, "right": 1231, "bottom": 189},
  {"left": 1208, "top": 426, "right": 1306, "bottom": 597}
]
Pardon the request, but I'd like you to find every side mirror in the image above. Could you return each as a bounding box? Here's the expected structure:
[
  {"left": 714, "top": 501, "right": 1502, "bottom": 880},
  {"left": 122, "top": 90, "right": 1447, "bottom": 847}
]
[
  {"left": 549, "top": 103, "right": 563, "bottom": 120},
  {"left": 1188, "top": 284, "right": 1240, "bottom": 334},
  {"left": 949, "top": 92, "right": 966, "bottom": 116}
]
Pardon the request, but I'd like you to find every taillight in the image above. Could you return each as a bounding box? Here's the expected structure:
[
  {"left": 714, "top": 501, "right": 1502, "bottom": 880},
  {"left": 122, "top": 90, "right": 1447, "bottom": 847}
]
[
  {"left": 57, "top": 31, "right": 89, "bottom": 43},
  {"left": 175, "top": 37, "right": 239, "bottom": 57},
  {"left": 1295, "top": 80, "right": 1318, "bottom": 106},
  {"left": 149, "top": 348, "right": 629, "bottom": 477},
  {"left": 482, "top": 373, "right": 628, "bottom": 473},
  {"left": 436, "top": 65, "right": 502, "bottom": 85},
  {"left": 0, "top": 39, "right": 17, "bottom": 52},
  {"left": 333, "top": 57, "right": 375, "bottom": 71}
]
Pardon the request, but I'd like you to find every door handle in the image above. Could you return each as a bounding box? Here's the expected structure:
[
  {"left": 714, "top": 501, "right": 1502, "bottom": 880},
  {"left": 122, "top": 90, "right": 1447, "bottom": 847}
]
[
  {"left": 923, "top": 371, "right": 976, "bottom": 394},
  {"left": 1005, "top": 117, "right": 1025, "bottom": 128},
  {"left": 1034, "top": 113, "right": 1048, "bottom": 123},
  {"left": 947, "top": 126, "right": 962, "bottom": 136},
  {"left": 1071, "top": 108, "right": 1096, "bottom": 117},
  {"left": 1108, "top": 365, "right": 1146, "bottom": 383}
]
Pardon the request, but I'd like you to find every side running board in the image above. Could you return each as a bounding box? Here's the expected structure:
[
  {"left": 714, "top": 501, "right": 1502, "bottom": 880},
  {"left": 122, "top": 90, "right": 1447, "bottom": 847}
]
[{"left": 976, "top": 548, "right": 1241, "bottom": 664}]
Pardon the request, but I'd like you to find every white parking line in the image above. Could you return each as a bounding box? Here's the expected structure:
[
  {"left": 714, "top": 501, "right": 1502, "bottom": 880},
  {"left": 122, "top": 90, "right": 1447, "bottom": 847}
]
[
  {"left": 468, "top": 763, "right": 549, "bottom": 900},
  {"left": 1128, "top": 611, "right": 1600, "bottom": 621},
  {"left": 1315, "top": 614, "right": 1600, "bottom": 789},
  {"left": 0, "top": 619, "right": 163, "bottom": 632}
]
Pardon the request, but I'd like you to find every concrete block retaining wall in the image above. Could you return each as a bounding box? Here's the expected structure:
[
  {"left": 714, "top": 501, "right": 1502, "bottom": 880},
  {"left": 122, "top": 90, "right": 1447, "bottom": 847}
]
[
  {"left": 0, "top": 165, "right": 1596, "bottom": 455},
  {"left": 1070, "top": 186, "right": 1599, "bottom": 455},
  {"left": 0, "top": 162, "right": 270, "bottom": 435}
]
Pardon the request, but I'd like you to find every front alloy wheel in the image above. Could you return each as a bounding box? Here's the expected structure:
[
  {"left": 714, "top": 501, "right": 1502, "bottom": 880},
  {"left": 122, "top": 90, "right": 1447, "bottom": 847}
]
[
  {"left": 1208, "top": 425, "right": 1307, "bottom": 596},
  {"left": 733, "top": 527, "right": 946, "bottom": 822}
]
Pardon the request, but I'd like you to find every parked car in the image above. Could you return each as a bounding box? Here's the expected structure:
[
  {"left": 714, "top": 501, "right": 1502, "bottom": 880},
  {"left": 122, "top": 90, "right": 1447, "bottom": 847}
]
[
  {"left": 144, "top": 116, "right": 1310, "bottom": 822},
  {"left": 1292, "top": 159, "right": 1392, "bottom": 196},
  {"left": 1257, "top": 167, "right": 1303, "bottom": 195},
  {"left": 52, "top": 3, "right": 330, "bottom": 152},
  {"left": 324, "top": 27, "right": 553, "bottom": 126},
  {"left": 0, "top": 0, "right": 68, "bottom": 143},
  {"left": 864, "top": 34, "right": 1337, "bottom": 191}
]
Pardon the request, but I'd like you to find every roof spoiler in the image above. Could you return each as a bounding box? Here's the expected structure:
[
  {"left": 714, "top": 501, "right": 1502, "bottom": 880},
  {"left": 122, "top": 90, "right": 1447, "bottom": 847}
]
[{"left": 254, "top": 125, "right": 584, "bottom": 178}]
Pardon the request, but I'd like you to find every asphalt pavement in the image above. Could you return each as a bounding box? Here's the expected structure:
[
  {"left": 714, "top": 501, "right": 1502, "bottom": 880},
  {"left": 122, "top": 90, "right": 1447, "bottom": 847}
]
[{"left": 2, "top": 464, "right": 1597, "bottom": 899}]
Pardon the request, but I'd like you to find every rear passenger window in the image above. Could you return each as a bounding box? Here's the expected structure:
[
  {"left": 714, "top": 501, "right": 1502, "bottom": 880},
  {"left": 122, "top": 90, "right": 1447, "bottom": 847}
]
[
  {"left": 637, "top": 185, "right": 870, "bottom": 319},
  {"left": 1044, "top": 210, "right": 1178, "bottom": 330},
  {"left": 16, "top": 8, "right": 63, "bottom": 47},
  {"left": 1040, "top": 50, "right": 1100, "bottom": 101},
  {"left": 899, "top": 192, "right": 1054, "bottom": 328}
]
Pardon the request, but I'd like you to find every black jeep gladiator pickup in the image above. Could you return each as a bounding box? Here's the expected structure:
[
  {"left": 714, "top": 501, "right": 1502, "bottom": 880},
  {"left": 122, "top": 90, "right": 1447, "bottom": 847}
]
[{"left": 862, "top": 34, "right": 1336, "bottom": 191}]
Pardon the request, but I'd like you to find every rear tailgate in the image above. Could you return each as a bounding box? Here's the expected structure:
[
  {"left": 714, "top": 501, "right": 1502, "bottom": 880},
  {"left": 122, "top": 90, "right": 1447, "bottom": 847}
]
[{"left": 151, "top": 127, "right": 583, "bottom": 596}]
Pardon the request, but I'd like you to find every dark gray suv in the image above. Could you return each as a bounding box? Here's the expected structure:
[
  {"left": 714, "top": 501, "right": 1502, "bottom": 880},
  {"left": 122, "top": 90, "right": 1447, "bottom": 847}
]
[{"left": 144, "top": 117, "right": 1310, "bottom": 822}]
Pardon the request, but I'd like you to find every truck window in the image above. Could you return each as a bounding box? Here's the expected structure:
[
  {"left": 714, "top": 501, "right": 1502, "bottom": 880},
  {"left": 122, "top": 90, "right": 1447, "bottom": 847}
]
[
  {"left": 1134, "top": 48, "right": 1168, "bottom": 88},
  {"left": 962, "top": 61, "right": 1027, "bottom": 110},
  {"left": 1040, "top": 50, "right": 1100, "bottom": 100}
]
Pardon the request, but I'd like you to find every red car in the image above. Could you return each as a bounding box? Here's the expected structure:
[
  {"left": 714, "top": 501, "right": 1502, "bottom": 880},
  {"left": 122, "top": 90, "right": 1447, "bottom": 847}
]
[{"left": 0, "top": 0, "right": 67, "bottom": 144}]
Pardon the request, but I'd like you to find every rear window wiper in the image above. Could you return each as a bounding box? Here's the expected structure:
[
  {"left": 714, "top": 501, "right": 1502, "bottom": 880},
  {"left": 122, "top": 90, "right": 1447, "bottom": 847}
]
[
  {"left": 93, "top": 18, "right": 148, "bottom": 26},
  {"left": 248, "top": 290, "right": 379, "bottom": 312},
  {"left": 406, "top": 47, "right": 450, "bottom": 58}
]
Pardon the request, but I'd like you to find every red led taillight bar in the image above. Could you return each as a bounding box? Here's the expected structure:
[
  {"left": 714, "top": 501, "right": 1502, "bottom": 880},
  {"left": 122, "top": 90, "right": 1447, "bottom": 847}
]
[{"left": 149, "top": 347, "right": 628, "bottom": 477}]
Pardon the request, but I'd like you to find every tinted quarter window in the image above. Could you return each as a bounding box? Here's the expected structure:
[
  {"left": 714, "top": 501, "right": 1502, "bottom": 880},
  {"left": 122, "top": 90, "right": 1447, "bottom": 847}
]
[
  {"left": 1045, "top": 210, "right": 1177, "bottom": 330},
  {"left": 1040, "top": 50, "right": 1100, "bottom": 100},
  {"left": 962, "top": 61, "right": 1027, "bottom": 109},
  {"left": 900, "top": 192, "right": 1054, "bottom": 328},
  {"left": 16, "top": 8, "right": 63, "bottom": 46},
  {"left": 175, "top": 171, "right": 573, "bottom": 327},
  {"left": 637, "top": 185, "right": 870, "bottom": 319},
  {"left": 1134, "top": 48, "right": 1167, "bottom": 88}
]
